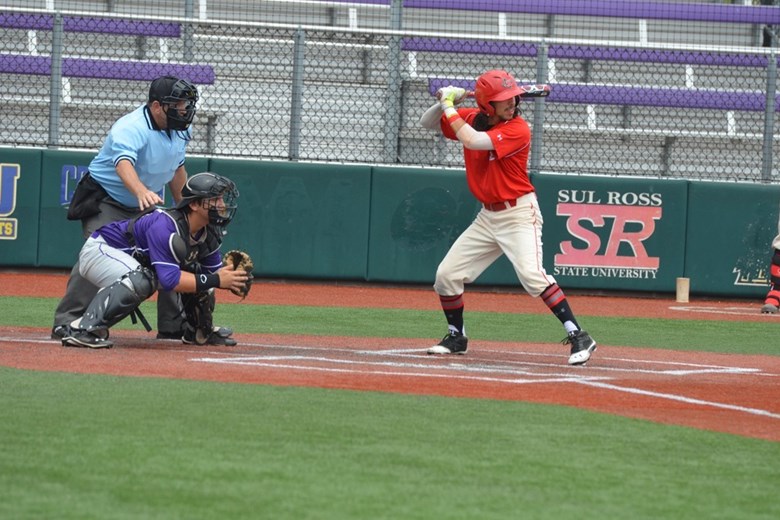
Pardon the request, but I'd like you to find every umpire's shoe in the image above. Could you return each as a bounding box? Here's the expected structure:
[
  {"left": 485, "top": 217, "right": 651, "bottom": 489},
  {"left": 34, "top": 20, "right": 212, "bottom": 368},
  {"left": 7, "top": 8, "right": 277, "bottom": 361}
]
[
  {"left": 565, "top": 330, "right": 597, "bottom": 365},
  {"left": 51, "top": 324, "right": 69, "bottom": 340},
  {"left": 62, "top": 329, "right": 113, "bottom": 349},
  {"left": 428, "top": 331, "right": 468, "bottom": 355}
]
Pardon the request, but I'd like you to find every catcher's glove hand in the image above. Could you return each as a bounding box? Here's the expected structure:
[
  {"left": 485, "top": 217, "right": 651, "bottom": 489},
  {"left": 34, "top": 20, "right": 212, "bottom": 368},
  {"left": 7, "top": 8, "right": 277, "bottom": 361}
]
[{"left": 222, "top": 249, "right": 254, "bottom": 299}]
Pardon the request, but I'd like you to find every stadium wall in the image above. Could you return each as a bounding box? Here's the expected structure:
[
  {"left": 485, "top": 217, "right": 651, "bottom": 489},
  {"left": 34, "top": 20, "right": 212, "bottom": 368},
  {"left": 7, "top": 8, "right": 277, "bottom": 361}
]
[{"left": 1, "top": 147, "right": 778, "bottom": 298}]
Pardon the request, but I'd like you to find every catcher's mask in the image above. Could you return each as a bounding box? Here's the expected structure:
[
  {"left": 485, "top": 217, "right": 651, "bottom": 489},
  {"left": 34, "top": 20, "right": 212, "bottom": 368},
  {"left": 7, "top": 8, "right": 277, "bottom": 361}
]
[
  {"left": 149, "top": 76, "right": 199, "bottom": 131},
  {"left": 177, "top": 172, "right": 239, "bottom": 227},
  {"left": 474, "top": 69, "right": 521, "bottom": 118}
]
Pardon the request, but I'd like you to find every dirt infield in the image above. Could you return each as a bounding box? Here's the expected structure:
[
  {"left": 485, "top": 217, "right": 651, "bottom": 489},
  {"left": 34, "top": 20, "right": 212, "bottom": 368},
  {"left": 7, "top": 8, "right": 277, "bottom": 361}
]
[{"left": 1, "top": 271, "right": 779, "bottom": 442}]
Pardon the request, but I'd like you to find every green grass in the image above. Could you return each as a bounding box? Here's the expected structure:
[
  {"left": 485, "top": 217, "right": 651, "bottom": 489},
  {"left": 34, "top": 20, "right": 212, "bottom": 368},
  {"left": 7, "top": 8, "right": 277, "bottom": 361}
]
[
  {"left": 3, "top": 296, "right": 778, "bottom": 355},
  {"left": 1, "top": 294, "right": 779, "bottom": 518},
  {"left": 1, "top": 368, "right": 778, "bottom": 520}
]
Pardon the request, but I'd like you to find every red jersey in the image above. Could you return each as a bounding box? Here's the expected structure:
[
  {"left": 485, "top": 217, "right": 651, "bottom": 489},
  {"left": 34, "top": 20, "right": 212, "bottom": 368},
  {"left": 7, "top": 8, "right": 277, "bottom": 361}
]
[{"left": 441, "top": 108, "right": 534, "bottom": 204}]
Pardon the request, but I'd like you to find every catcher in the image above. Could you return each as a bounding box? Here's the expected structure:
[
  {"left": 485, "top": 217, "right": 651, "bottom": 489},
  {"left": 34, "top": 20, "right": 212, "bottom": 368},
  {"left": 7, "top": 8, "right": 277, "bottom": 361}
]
[{"left": 59, "top": 172, "right": 253, "bottom": 349}]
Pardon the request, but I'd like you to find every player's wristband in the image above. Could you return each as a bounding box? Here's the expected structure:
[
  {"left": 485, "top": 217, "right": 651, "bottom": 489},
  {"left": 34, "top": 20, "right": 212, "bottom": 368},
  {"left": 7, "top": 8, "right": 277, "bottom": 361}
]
[
  {"left": 444, "top": 107, "right": 461, "bottom": 123},
  {"left": 195, "top": 272, "right": 220, "bottom": 292}
]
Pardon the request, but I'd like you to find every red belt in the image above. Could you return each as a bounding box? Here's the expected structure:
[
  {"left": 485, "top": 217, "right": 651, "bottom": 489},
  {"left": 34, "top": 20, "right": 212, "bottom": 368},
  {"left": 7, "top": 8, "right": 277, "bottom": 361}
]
[{"left": 482, "top": 198, "right": 518, "bottom": 212}]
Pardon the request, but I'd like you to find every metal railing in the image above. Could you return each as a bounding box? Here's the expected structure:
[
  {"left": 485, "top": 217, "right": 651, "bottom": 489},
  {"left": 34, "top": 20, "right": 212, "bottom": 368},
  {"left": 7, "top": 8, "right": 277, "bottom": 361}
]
[{"left": 0, "top": 3, "right": 777, "bottom": 182}]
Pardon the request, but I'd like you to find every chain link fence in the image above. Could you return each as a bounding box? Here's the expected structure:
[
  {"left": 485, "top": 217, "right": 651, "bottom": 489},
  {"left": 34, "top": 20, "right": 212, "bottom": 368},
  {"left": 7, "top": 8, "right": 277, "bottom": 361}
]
[{"left": 0, "top": 1, "right": 777, "bottom": 182}]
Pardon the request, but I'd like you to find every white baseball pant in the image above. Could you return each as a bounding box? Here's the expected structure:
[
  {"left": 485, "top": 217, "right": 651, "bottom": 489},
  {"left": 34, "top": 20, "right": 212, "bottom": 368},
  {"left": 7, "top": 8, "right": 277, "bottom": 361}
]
[{"left": 434, "top": 192, "right": 556, "bottom": 297}]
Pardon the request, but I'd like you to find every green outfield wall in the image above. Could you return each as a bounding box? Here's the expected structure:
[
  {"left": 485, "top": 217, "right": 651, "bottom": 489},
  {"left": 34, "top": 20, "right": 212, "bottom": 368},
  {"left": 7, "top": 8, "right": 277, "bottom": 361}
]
[{"left": 1, "top": 147, "right": 778, "bottom": 298}]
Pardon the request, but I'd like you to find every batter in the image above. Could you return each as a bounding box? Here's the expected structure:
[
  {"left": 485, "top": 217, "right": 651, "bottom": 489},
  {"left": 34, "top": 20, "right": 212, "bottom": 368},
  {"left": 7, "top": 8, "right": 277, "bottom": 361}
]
[{"left": 420, "top": 69, "right": 597, "bottom": 365}]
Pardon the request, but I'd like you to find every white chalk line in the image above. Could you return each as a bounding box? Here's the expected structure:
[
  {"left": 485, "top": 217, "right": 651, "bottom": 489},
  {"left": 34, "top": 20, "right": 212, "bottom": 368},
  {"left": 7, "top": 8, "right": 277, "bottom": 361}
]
[
  {"left": 194, "top": 358, "right": 600, "bottom": 385},
  {"left": 190, "top": 343, "right": 780, "bottom": 421},
  {"left": 577, "top": 380, "right": 780, "bottom": 420},
  {"left": 194, "top": 341, "right": 770, "bottom": 377},
  {"left": 2, "top": 335, "right": 778, "bottom": 420}
]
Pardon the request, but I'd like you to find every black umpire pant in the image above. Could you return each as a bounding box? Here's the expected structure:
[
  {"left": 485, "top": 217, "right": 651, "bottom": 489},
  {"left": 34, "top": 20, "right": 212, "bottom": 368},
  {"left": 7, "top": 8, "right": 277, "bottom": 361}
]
[{"left": 52, "top": 198, "right": 184, "bottom": 335}]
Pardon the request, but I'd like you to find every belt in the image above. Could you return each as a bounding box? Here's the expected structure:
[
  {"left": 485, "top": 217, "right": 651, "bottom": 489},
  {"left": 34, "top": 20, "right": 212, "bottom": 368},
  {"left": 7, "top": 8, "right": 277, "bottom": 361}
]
[{"left": 482, "top": 198, "right": 519, "bottom": 212}]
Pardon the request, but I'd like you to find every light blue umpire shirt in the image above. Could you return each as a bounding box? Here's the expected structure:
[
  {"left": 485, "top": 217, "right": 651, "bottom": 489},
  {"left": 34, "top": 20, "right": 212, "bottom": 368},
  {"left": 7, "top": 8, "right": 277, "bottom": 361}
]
[{"left": 88, "top": 104, "right": 191, "bottom": 208}]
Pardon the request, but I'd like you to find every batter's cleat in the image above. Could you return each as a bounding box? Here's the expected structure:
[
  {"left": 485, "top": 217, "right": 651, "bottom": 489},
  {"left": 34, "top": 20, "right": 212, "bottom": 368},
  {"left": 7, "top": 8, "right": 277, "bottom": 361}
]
[
  {"left": 565, "top": 330, "right": 597, "bottom": 366},
  {"left": 182, "top": 328, "right": 238, "bottom": 346},
  {"left": 761, "top": 303, "right": 779, "bottom": 314},
  {"left": 61, "top": 329, "right": 113, "bottom": 349},
  {"left": 427, "top": 331, "right": 468, "bottom": 355}
]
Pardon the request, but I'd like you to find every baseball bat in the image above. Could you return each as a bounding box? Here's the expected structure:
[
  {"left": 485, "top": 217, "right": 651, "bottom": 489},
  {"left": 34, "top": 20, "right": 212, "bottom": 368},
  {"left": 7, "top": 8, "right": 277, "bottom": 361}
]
[{"left": 465, "top": 84, "right": 551, "bottom": 98}]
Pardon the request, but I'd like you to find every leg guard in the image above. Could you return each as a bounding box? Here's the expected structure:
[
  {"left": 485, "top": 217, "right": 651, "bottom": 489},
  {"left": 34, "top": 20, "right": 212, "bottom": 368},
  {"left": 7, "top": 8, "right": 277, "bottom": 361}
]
[
  {"left": 77, "top": 267, "right": 157, "bottom": 334},
  {"left": 764, "top": 249, "right": 780, "bottom": 308},
  {"left": 181, "top": 289, "right": 215, "bottom": 345}
]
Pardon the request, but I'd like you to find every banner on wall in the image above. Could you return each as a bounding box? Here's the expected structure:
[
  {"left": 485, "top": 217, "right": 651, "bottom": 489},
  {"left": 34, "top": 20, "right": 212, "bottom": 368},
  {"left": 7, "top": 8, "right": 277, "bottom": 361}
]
[
  {"left": 0, "top": 163, "right": 20, "bottom": 240},
  {"left": 685, "top": 182, "right": 780, "bottom": 298},
  {"left": 533, "top": 174, "right": 687, "bottom": 293},
  {"left": 553, "top": 189, "right": 662, "bottom": 279}
]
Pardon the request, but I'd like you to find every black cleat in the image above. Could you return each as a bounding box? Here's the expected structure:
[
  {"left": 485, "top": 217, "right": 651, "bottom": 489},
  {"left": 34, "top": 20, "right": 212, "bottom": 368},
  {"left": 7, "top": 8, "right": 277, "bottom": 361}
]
[
  {"left": 564, "top": 330, "right": 597, "bottom": 365},
  {"left": 427, "top": 331, "right": 468, "bottom": 355},
  {"left": 62, "top": 329, "right": 113, "bottom": 349}
]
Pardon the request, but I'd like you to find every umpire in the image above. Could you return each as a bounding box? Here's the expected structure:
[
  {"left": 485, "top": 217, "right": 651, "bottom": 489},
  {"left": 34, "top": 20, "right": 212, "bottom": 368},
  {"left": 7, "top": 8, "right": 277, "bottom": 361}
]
[{"left": 52, "top": 75, "right": 214, "bottom": 342}]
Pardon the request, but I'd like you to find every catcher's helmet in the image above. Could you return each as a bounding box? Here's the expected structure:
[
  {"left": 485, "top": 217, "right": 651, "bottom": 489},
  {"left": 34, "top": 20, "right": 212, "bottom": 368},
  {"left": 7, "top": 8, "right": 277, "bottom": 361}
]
[
  {"left": 149, "top": 76, "right": 199, "bottom": 131},
  {"left": 474, "top": 69, "right": 522, "bottom": 117},
  {"left": 177, "top": 172, "right": 239, "bottom": 227}
]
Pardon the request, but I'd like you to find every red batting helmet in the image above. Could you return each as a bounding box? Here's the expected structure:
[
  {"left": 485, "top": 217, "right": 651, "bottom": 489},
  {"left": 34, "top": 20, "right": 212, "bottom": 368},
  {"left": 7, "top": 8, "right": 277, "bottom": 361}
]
[{"left": 474, "top": 69, "right": 522, "bottom": 117}]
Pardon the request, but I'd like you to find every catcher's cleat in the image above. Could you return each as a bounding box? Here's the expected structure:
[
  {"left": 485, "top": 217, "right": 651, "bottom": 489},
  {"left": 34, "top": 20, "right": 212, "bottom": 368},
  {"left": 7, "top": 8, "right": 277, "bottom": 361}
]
[
  {"left": 761, "top": 303, "right": 779, "bottom": 314},
  {"left": 565, "top": 330, "right": 597, "bottom": 365},
  {"left": 182, "top": 328, "right": 238, "bottom": 346},
  {"left": 62, "top": 329, "right": 113, "bottom": 349},
  {"left": 427, "top": 331, "right": 468, "bottom": 355},
  {"left": 212, "top": 326, "right": 234, "bottom": 339}
]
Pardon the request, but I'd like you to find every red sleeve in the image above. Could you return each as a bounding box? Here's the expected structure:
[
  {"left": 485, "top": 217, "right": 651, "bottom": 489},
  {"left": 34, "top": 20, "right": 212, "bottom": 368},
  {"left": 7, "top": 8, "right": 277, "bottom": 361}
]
[
  {"left": 440, "top": 108, "right": 480, "bottom": 141},
  {"left": 487, "top": 118, "right": 530, "bottom": 160}
]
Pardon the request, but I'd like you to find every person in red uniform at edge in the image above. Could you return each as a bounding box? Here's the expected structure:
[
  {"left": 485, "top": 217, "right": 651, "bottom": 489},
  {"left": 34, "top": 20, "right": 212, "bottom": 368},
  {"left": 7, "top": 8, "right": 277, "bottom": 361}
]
[
  {"left": 760, "top": 215, "right": 780, "bottom": 314},
  {"left": 419, "top": 69, "right": 597, "bottom": 365}
]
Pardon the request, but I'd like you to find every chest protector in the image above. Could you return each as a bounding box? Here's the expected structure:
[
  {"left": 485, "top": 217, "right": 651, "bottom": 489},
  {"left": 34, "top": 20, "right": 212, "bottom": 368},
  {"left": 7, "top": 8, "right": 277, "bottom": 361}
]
[
  {"left": 126, "top": 208, "right": 222, "bottom": 272},
  {"left": 166, "top": 209, "right": 223, "bottom": 273}
]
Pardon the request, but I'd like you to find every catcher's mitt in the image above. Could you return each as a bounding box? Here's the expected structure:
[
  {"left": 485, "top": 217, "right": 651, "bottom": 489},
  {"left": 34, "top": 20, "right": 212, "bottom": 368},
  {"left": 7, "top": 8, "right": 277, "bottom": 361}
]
[{"left": 222, "top": 249, "right": 254, "bottom": 299}]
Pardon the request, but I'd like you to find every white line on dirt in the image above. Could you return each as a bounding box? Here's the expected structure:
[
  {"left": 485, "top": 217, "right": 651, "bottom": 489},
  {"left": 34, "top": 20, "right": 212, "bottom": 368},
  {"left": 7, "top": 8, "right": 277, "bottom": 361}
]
[
  {"left": 577, "top": 380, "right": 780, "bottom": 419},
  {"left": 192, "top": 354, "right": 611, "bottom": 381},
  {"left": 193, "top": 358, "right": 602, "bottom": 385}
]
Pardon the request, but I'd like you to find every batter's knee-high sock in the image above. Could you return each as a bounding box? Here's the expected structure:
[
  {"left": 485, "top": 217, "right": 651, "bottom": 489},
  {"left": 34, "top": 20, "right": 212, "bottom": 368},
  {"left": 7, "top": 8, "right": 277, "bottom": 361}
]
[
  {"left": 439, "top": 294, "right": 465, "bottom": 335},
  {"left": 765, "top": 249, "right": 780, "bottom": 306},
  {"left": 540, "top": 283, "right": 580, "bottom": 334}
]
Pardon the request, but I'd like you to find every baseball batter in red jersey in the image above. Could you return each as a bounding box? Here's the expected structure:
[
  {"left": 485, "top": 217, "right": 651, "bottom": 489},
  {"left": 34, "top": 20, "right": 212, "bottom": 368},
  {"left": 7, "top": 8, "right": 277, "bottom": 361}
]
[{"left": 420, "top": 69, "right": 597, "bottom": 365}]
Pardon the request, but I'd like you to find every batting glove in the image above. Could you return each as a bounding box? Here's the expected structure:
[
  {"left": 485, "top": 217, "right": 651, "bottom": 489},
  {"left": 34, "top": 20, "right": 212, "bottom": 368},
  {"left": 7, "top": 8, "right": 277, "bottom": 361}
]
[{"left": 436, "top": 86, "right": 467, "bottom": 110}]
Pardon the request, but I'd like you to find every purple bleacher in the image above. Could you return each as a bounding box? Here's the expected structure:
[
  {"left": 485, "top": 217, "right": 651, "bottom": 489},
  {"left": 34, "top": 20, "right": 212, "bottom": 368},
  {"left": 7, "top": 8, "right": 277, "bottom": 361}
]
[
  {"left": 403, "top": 0, "right": 780, "bottom": 24},
  {"left": 427, "top": 78, "right": 780, "bottom": 112},
  {"left": 403, "top": 38, "right": 772, "bottom": 68},
  {"left": 0, "top": 12, "right": 181, "bottom": 37},
  {"left": 311, "top": 0, "right": 390, "bottom": 4},
  {"left": 0, "top": 53, "right": 215, "bottom": 84}
]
